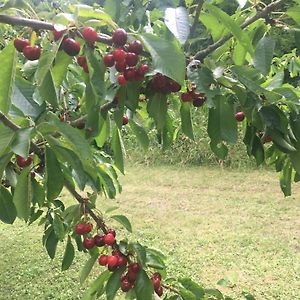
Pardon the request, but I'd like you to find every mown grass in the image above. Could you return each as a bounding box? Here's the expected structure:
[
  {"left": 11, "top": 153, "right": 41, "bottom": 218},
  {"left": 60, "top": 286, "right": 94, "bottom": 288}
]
[{"left": 0, "top": 166, "right": 300, "bottom": 300}]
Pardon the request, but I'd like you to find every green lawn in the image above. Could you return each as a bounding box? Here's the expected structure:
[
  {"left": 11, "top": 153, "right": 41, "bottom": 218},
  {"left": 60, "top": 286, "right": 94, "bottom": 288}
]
[{"left": 1, "top": 166, "right": 300, "bottom": 300}]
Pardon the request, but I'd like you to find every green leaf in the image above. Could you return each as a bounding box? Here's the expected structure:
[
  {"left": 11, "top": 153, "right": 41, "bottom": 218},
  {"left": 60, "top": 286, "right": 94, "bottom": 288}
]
[
  {"left": 141, "top": 33, "right": 185, "bottom": 85},
  {"left": 0, "top": 42, "right": 17, "bottom": 114},
  {"left": 45, "top": 147, "right": 64, "bottom": 201},
  {"left": 129, "top": 120, "right": 149, "bottom": 151},
  {"left": 53, "top": 213, "right": 65, "bottom": 241},
  {"left": 180, "top": 102, "right": 194, "bottom": 140},
  {"left": 52, "top": 51, "right": 72, "bottom": 87},
  {"left": 0, "top": 0, "right": 30, "bottom": 11},
  {"left": 0, "top": 186, "right": 16, "bottom": 224},
  {"left": 12, "top": 167, "right": 31, "bottom": 221},
  {"left": 111, "top": 126, "right": 125, "bottom": 174},
  {"left": 253, "top": 36, "right": 275, "bottom": 76},
  {"left": 147, "top": 93, "right": 168, "bottom": 130},
  {"left": 287, "top": 6, "right": 300, "bottom": 25},
  {"left": 80, "top": 251, "right": 99, "bottom": 284},
  {"left": 179, "top": 288, "right": 196, "bottom": 300},
  {"left": 31, "top": 179, "right": 45, "bottom": 207},
  {"left": 0, "top": 152, "right": 13, "bottom": 180},
  {"left": 62, "top": 236, "right": 75, "bottom": 271},
  {"left": 95, "top": 115, "right": 110, "bottom": 148},
  {"left": 45, "top": 228, "right": 59, "bottom": 259},
  {"left": 0, "top": 123, "right": 15, "bottom": 156},
  {"left": 164, "top": 7, "right": 190, "bottom": 44},
  {"left": 132, "top": 242, "right": 147, "bottom": 268},
  {"left": 106, "top": 267, "right": 126, "bottom": 300},
  {"left": 179, "top": 278, "right": 205, "bottom": 299},
  {"left": 280, "top": 160, "right": 292, "bottom": 197},
  {"left": 37, "top": 71, "right": 58, "bottom": 108},
  {"left": 11, "top": 128, "right": 33, "bottom": 158},
  {"left": 134, "top": 269, "right": 154, "bottom": 300},
  {"left": 111, "top": 215, "right": 132, "bottom": 232}
]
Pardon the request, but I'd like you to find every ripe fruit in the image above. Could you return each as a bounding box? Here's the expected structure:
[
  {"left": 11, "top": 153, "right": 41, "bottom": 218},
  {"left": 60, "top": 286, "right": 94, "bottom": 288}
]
[
  {"left": 126, "top": 52, "right": 138, "bottom": 67},
  {"left": 118, "top": 74, "right": 127, "bottom": 85},
  {"left": 62, "top": 38, "right": 80, "bottom": 56},
  {"left": 115, "top": 61, "right": 126, "bottom": 72},
  {"left": 181, "top": 92, "right": 193, "bottom": 102},
  {"left": 138, "top": 64, "right": 149, "bottom": 76},
  {"left": 151, "top": 276, "right": 161, "bottom": 290},
  {"left": 122, "top": 115, "right": 129, "bottom": 125},
  {"left": 94, "top": 234, "right": 105, "bottom": 247},
  {"left": 155, "top": 286, "right": 163, "bottom": 297},
  {"left": 128, "top": 40, "right": 143, "bottom": 55},
  {"left": 98, "top": 255, "right": 108, "bottom": 266},
  {"left": 83, "top": 237, "right": 95, "bottom": 249},
  {"left": 82, "top": 27, "right": 98, "bottom": 43},
  {"left": 107, "top": 255, "right": 119, "bottom": 269},
  {"left": 193, "top": 97, "right": 205, "bottom": 107},
  {"left": 169, "top": 81, "right": 181, "bottom": 93},
  {"left": 124, "top": 68, "right": 136, "bottom": 81},
  {"left": 103, "top": 54, "right": 115, "bottom": 67},
  {"left": 23, "top": 45, "right": 41, "bottom": 61},
  {"left": 16, "top": 155, "right": 32, "bottom": 168},
  {"left": 128, "top": 262, "right": 140, "bottom": 273},
  {"left": 117, "top": 255, "right": 128, "bottom": 267},
  {"left": 113, "top": 48, "right": 126, "bottom": 62},
  {"left": 127, "top": 270, "right": 138, "bottom": 283},
  {"left": 104, "top": 233, "right": 116, "bottom": 245},
  {"left": 84, "top": 223, "right": 93, "bottom": 234},
  {"left": 14, "top": 38, "right": 30, "bottom": 52},
  {"left": 235, "top": 111, "right": 245, "bottom": 122},
  {"left": 153, "top": 272, "right": 162, "bottom": 280},
  {"left": 75, "top": 223, "right": 86, "bottom": 235},
  {"left": 82, "top": 64, "right": 89, "bottom": 73},
  {"left": 52, "top": 29, "right": 64, "bottom": 41},
  {"left": 77, "top": 56, "right": 87, "bottom": 67},
  {"left": 107, "top": 229, "right": 116, "bottom": 237},
  {"left": 121, "top": 279, "right": 132, "bottom": 292},
  {"left": 112, "top": 28, "right": 127, "bottom": 46}
]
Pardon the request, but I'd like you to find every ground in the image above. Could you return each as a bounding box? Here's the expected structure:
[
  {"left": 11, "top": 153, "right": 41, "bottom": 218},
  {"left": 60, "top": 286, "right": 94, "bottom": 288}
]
[{"left": 0, "top": 166, "right": 299, "bottom": 300}]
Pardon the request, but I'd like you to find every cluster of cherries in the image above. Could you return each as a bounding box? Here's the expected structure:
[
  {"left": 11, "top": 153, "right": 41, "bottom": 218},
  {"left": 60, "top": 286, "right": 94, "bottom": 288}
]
[
  {"left": 14, "top": 37, "right": 41, "bottom": 60},
  {"left": 102, "top": 28, "right": 149, "bottom": 85},
  {"left": 181, "top": 85, "right": 207, "bottom": 107},
  {"left": 75, "top": 221, "right": 163, "bottom": 297},
  {"left": 15, "top": 154, "right": 37, "bottom": 178},
  {"left": 148, "top": 73, "right": 181, "bottom": 95}
]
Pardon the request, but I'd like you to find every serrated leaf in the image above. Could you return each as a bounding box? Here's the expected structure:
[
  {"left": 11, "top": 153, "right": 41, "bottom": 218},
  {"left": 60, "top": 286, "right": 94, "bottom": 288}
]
[
  {"left": 134, "top": 269, "right": 153, "bottom": 300},
  {"left": 106, "top": 267, "right": 126, "bottom": 300},
  {"left": 80, "top": 251, "right": 99, "bottom": 284},
  {"left": 11, "top": 128, "right": 33, "bottom": 158},
  {"left": 129, "top": 120, "right": 149, "bottom": 151},
  {"left": 111, "top": 215, "right": 132, "bottom": 232},
  {"left": 164, "top": 7, "right": 190, "bottom": 44},
  {"left": 111, "top": 126, "right": 125, "bottom": 174},
  {"left": 62, "top": 236, "right": 75, "bottom": 271},
  {"left": 0, "top": 186, "right": 16, "bottom": 224},
  {"left": 0, "top": 42, "right": 17, "bottom": 114}
]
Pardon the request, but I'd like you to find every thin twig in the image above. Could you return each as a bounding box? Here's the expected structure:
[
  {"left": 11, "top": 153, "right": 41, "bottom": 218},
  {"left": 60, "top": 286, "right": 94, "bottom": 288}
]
[{"left": 190, "top": 0, "right": 205, "bottom": 37}]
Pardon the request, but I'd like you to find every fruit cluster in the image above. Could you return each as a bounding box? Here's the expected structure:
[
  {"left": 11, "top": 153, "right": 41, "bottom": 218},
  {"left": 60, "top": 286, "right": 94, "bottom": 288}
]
[
  {"left": 148, "top": 73, "right": 181, "bottom": 94},
  {"left": 181, "top": 86, "right": 206, "bottom": 107},
  {"left": 102, "top": 28, "right": 149, "bottom": 85},
  {"left": 14, "top": 37, "right": 41, "bottom": 60},
  {"left": 16, "top": 155, "right": 33, "bottom": 168}
]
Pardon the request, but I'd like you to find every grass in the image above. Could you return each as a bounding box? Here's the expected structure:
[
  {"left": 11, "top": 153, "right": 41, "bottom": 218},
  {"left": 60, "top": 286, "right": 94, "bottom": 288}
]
[{"left": 1, "top": 166, "right": 300, "bottom": 299}]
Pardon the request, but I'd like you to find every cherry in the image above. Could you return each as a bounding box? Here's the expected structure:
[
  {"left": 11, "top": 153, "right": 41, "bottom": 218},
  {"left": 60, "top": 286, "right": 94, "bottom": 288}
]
[
  {"left": 23, "top": 45, "right": 41, "bottom": 61},
  {"left": 118, "top": 74, "right": 127, "bottom": 85},
  {"left": 113, "top": 48, "right": 126, "bottom": 62},
  {"left": 169, "top": 80, "right": 181, "bottom": 93},
  {"left": 125, "top": 52, "right": 138, "bottom": 67},
  {"left": 122, "top": 115, "right": 129, "bottom": 125},
  {"left": 117, "top": 255, "right": 128, "bottom": 267},
  {"left": 82, "top": 27, "right": 98, "bottom": 43},
  {"left": 75, "top": 223, "right": 86, "bottom": 235},
  {"left": 82, "top": 64, "right": 89, "bottom": 73},
  {"left": 104, "top": 233, "right": 116, "bottom": 245},
  {"left": 127, "top": 270, "right": 138, "bottom": 284},
  {"left": 128, "top": 40, "right": 143, "bottom": 55},
  {"left": 155, "top": 286, "right": 163, "bottom": 297},
  {"left": 112, "top": 28, "right": 127, "bottom": 46},
  {"left": 128, "top": 262, "right": 140, "bottom": 273},
  {"left": 138, "top": 64, "right": 149, "bottom": 76},
  {"left": 83, "top": 223, "right": 93, "bottom": 234},
  {"left": 115, "top": 61, "right": 127, "bottom": 72},
  {"left": 52, "top": 29, "right": 65, "bottom": 41},
  {"left": 94, "top": 234, "right": 105, "bottom": 247},
  {"left": 124, "top": 68, "right": 136, "bottom": 81},
  {"left": 153, "top": 272, "right": 162, "bottom": 280},
  {"left": 121, "top": 279, "right": 132, "bottom": 292},
  {"left": 151, "top": 276, "right": 161, "bottom": 290},
  {"left": 77, "top": 56, "right": 87, "bottom": 67},
  {"left": 193, "top": 97, "right": 205, "bottom": 107},
  {"left": 181, "top": 92, "right": 193, "bottom": 102},
  {"left": 14, "top": 38, "right": 30, "bottom": 52},
  {"left": 62, "top": 38, "right": 80, "bottom": 56},
  {"left": 83, "top": 237, "right": 95, "bottom": 249},
  {"left": 235, "top": 111, "right": 245, "bottom": 122},
  {"left": 98, "top": 255, "right": 108, "bottom": 266},
  {"left": 103, "top": 54, "right": 115, "bottom": 67},
  {"left": 107, "top": 255, "right": 119, "bottom": 269},
  {"left": 107, "top": 229, "right": 116, "bottom": 237},
  {"left": 16, "top": 155, "right": 32, "bottom": 168},
  {"left": 108, "top": 264, "right": 118, "bottom": 272}
]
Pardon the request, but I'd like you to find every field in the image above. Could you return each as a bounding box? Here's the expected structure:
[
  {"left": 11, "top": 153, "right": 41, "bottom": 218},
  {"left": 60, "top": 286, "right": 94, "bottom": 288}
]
[{"left": 0, "top": 166, "right": 300, "bottom": 300}]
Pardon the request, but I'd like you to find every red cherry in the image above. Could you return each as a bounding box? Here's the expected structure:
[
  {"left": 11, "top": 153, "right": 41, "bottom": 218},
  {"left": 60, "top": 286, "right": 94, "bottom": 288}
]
[
  {"left": 138, "top": 64, "right": 149, "bottom": 76},
  {"left": 82, "top": 27, "right": 98, "bottom": 43},
  {"left": 112, "top": 28, "right": 127, "bottom": 46},
  {"left": 155, "top": 286, "right": 163, "bottom": 297},
  {"left": 16, "top": 155, "right": 33, "bottom": 168},
  {"left": 121, "top": 279, "right": 132, "bottom": 292},
  {"left": 153, "top": 272, "right": 162, "bottom": 280},
  {"left": 83, "top": 223, "right": 93, "bottom": 234},
  {"left": 83, "top": 237, "right": 95, "bottom": 249},
  {"left": 77, "top": 56, "right": 87, "bottom": 67},
  {"left": 75, "top": 223, "right": 86, "bottom": 235},
  {"left": 23, "top": 45, "right": 41, "bottom": 61},
  {"left": 127, "top": 270, "right": 138, "bottom": 284},
  {"left": 193, "top": 97, "right": 205, "bottom": 107},
  {"left": 151, "top": 277, "right": 161, "bottom": 290},
  {"left": 169, "top": 80, "right": 181, "bottom": 93},
  {"left": 94, "top": 234, "right": 105, "bottom": 247},
  {"left": 117, "top": 255, "right": 128, "bottom": 267},
  {"left": 113, "top": 48, "right": 126, "bottom": 62},
  {"left": 82, "top": 63, "right": 89, "bottom": 73},
  {"left": 107, "top": 229, "right": 116, "bottom": 237},
  {"left": 181, "top": 92, "right": 193, "bottom": 102},
  {"left": 235, "top": 111, "right": 245, "bottom": 122},
  {"left": 125, "top": 52, "right": 138, "bottom": 67},
  {"left": 118, "top": 74, "right": 127, "bottom": 85},
  {"left": 52, "top": 29, "right": 65, "bottom": 41},
  {"left": 122, "top": 115, "right": 129, "bottom": 125},
  {"left": 62, "top": 38, "right": 81, "bottom": 56},
  {"left": 128, "top": 40, "right": 143, "bottom": 55},
  {"left": 103, "top": 54, "right": 115, "bottom": 67},
  {"left": 104, "top": 233, "right": 116, "bottom": 245},
  {"left": 115, "top": 61, "right": 127, "bottom": 72},
  {"left": 14, "top": 38, "right": 30, "bottom": 52},
  {"left": 98, "top": 255, "right": 108, "bottom": 266},
  {"left": 124, "top": 68, "right": 136, "bottom": 81},
  {"left": 128, "top": 262, "right": 140, "bottom": 273},
  {"left": 107, "top": 255, "right": 119, "bottom": 269}
]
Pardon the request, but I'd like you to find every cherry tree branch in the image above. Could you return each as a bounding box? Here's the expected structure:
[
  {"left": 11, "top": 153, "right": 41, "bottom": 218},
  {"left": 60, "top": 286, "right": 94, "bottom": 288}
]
[
  {"left": 190, "top": 0, "right": 205, "bottom": 37},
  {"left": 193, "top": 0, "right": 285, "bottom": 60}
]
